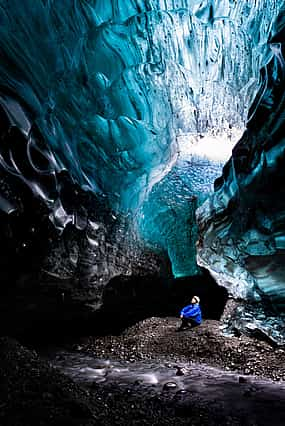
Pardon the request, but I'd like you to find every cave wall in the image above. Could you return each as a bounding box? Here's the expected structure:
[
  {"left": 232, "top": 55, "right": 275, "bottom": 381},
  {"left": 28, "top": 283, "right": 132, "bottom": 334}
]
[
  {"left": 0, "top": 101, "right": 169, "bottom": 333},
  {"left": 197, "top": 6, "right": 285, "bottom": 344},
  {"left": 0, "top": 0, "right": 284, "bottom": 333}
]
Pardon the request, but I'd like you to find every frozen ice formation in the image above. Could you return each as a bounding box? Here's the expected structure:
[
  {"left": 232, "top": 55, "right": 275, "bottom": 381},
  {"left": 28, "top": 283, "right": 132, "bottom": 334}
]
[
  {"left": 0, "top": 0, "right": 285, "bottom": 340},
  {"left": 137, "top": 128, "right": 243, "bottom": 277},
  {"left": 197, "top": 4, "right": 285, "bottom": 343},
  {"left": 0, "top": 0, "right": 280, "bottom": 214}
]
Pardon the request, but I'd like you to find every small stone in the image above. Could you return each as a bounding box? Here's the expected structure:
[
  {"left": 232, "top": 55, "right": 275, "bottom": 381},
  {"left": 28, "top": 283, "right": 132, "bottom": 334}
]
[
  {"left": 176, "top": 367, "right": 184, "bottom": 376},
  {"left": 163, "top": 382, "right": 177, "bottom": 390},
  {"left": 176, "top": 389, "right": 187, "bottom": 395}
]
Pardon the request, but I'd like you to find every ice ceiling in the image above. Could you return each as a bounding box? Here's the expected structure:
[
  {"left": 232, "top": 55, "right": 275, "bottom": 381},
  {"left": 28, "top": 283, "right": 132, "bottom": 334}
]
[
  {"left": 0, "top": 1, "right": 285, "bottom": 341},
  {"left": 0, "top": 0, "right": 279, "bottom": 213}
]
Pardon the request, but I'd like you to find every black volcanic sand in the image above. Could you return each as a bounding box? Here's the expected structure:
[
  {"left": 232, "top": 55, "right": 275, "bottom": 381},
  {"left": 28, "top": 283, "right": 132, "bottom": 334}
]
[
  {"left": 71, "top": 317, "right": 285, "bottom": 381},
  {"left": 1, "top": 318, "right": 285, "bottom": 425}
]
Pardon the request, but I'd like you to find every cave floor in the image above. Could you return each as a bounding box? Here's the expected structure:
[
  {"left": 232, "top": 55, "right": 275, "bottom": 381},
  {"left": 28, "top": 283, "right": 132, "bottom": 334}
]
[
  {"left": 45, "top": 318, "right": 285, "bottom": 425},
  {"left": 1, "top": 318, "right": 285, "bottom": 425},
  {"left": 48, "top": 347, "right": 285, "bottom": 426},
  {"left": 63, "top": 317, "right": 285, "bottom": 382}
]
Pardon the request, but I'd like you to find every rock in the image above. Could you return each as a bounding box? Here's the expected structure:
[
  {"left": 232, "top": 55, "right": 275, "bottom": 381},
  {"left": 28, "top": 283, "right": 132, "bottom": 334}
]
[
  {"left": 176, "top": 367, "right": 185, "bottom": 376},
  {"left": 163, "top": 382, "right": 177, "bottom": 390},
  {"left": 176, "top": 389, "right": 187, "bottom": 395}
]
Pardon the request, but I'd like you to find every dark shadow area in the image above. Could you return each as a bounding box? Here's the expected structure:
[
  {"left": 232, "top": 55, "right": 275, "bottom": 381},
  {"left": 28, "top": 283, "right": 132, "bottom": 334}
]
[
  {"left": 99, "top": 268, "right": 228, "bottom": 334},
  {"left": 0, "top": 268, "right": 228, "bottom": 345},
  {"left": 168, "top": 273, "right": 229, "bottom": 319}
]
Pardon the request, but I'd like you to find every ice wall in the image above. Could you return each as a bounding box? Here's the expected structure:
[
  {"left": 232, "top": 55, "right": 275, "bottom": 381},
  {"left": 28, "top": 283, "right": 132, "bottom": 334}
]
[{"left": 197, "top": 5, "right": 285, "bottom": 344}]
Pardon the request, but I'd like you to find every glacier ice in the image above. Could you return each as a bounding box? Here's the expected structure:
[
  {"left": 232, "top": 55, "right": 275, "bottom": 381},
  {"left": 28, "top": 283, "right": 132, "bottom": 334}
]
[
  {"left": 137, "top": 128, "right": 242, "bottom": 277},
  {"left": 0, "top": 0, "right": 285, "bottom": 340},
  {"left": 0, "top": 0, "right": 281, "bottom": 215},
  {"left": 197, "top": 5, "right": 285, "bottom": 343}
]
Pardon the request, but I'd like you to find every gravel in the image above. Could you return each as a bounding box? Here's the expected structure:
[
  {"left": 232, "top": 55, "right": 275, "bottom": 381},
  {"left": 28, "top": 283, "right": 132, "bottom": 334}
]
[
  {"left": 1, "top": 317, "right": 285, "bottom": 425},
  {"left": 72, "top": 317, "right": 285, "bottom": 382}
]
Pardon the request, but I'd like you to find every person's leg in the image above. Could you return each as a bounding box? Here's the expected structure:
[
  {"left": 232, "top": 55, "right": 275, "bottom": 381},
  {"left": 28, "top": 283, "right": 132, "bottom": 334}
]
[
  {"left": 188, "top": 318, "right": 199, "bottom": 328},
  {"left": 179, "top": 317, "right": 190, "bottom": 330}
]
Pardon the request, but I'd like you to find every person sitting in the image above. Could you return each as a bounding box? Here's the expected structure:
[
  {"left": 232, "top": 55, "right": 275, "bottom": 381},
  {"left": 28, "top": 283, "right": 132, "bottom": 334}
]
[{"left": 179, "top": 296, "right": 202, "bottom": 330}]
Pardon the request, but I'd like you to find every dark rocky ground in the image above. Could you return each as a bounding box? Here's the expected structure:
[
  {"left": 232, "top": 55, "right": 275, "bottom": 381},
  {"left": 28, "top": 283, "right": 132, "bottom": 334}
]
[
  {"left": 73, "top": 317, "right": 285, "bottom": 382},
  {"left": 1, "top": 316, "right": 285, "bottom": 426},
  {"left": 0, "top": 335, "right": 254, "bottom": 426}
]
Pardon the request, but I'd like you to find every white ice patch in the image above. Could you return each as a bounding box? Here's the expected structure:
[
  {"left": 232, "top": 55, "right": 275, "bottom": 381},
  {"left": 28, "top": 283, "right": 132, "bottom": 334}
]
[{"left": 177, "top": 128, "right": 244, "bottom": 164}]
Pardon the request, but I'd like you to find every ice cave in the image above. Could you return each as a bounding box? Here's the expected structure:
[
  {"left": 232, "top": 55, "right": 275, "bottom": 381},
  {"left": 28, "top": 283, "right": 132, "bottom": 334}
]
[{"left": 0, "top": 1, "right": 285, "bottom": 424}]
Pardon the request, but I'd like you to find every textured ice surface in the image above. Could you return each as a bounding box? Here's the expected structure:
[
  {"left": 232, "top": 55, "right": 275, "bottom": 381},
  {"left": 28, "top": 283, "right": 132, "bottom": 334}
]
[
  {"left": 0, "top": 1, "right": 285, "bottom": 339},
  {"left": 137, "top": 129, "right": 241, "bottom": 277},
  {"left": 0, "top": 0, "right": 281, "bottom": 214},
  {"left": 197, "top": 4, "right": 285, "bottom": 342}
]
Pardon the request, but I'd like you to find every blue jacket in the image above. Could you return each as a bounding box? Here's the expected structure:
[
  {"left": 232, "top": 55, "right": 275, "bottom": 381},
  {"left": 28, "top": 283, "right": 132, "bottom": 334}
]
[{"left": 180, "top": 303, "right": 202, "bottom": 324}]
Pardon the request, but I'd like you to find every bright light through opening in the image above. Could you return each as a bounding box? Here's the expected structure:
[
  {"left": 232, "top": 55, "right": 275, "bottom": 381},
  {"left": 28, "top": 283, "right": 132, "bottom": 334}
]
[{"left": 177, "top": 127, "right": 244, "bottom": 163}]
